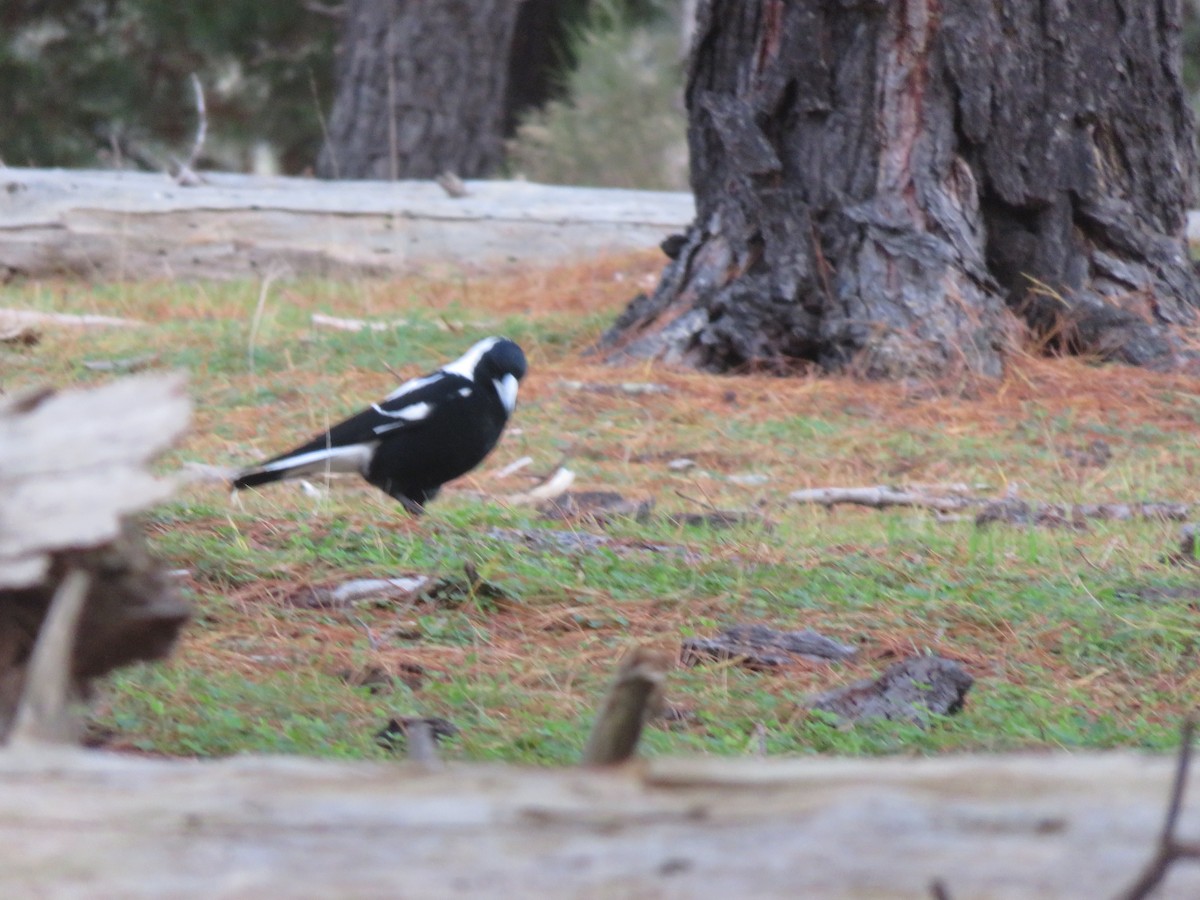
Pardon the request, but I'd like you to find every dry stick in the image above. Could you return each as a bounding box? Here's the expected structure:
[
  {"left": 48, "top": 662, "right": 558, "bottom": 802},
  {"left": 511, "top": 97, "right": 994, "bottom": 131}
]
[
  {"left": 507, "top": 466, "right": 575, "bottom": 505},
  {"left": 7, "top": 569, "right": 92, "bottom": 746},
  {"left": 1114, "top": 717, "right": 1200, "bottom": 900},
  {"left": 581, "top": 646, "right": 669, "bottom": 766},
  {"left": 788, "top": 485, "right": 979, "bottom": 513}
]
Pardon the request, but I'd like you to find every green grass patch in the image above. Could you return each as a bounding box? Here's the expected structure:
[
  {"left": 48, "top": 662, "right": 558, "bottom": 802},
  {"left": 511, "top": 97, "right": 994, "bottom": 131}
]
[{"left": 7, "top": 265, "right": 1200, "bottom": 764}]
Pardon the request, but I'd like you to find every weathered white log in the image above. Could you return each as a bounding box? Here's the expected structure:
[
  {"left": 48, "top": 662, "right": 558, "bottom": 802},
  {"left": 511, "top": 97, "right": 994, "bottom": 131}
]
[
  {"left": 0, "top": 749, "right": 1195, "bottom": 898},
  {"left": 0, "top": 168, "right": 693, "bottom": 280}
]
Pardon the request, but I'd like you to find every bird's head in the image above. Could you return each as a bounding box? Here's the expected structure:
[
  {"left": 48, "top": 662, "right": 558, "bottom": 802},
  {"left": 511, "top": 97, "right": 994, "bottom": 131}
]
[{"left": 445, "top": 337, "right": 527, "bottom": 414}]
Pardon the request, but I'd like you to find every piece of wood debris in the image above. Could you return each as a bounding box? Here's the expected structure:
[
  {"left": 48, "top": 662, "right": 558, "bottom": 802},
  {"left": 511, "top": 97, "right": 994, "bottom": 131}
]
[
  {"left": 288, "top": 576, "right": 430, "bottom": 609},
  {"left": 507, "top": 466, "right": 575, "bottom": 505},
  {"left": 0, "top": 371, "right": 190, "bottom": 588},
  {"left": 0, "top": 309, "right": 143, "bottom": 329},
  {"left": 538, "top": 491, "right": 653, "bottom": 525},
  {"left": 807, "top": 655, "right": 973, "bottom": 727},
  {"left": 582, "top": 646, "right": 670, "bottom": 766},
  {"left": 493, "top": 456, "right": 534, "bottom": 479},
  {"left": 789, "top": 485, "right": 978, "bottom": 512},
  {"left": 559, "top": 380, "right": 671, "bottom": 396},
  {"left": 311, "top": 312, "right": 409, "bottom": 333},
  {"left": 0, "top": 371, "right": 191, "bottom": 744},
  {"left": 728, "top": 473, "right": 770, "bottom": 486},
  {"left": 681, "top": 624, "right": 857, "bottom": 670},
  {"left": 976, "top": 499, "right": 1190, "bottom": 529},
  {"left": 0, "top": 325, "right": 39, "bottom": 346}
]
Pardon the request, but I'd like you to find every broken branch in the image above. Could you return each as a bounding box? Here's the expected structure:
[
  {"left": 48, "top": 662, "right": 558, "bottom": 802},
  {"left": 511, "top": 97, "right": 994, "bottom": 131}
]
[
  {"left": 789, "top": 485, "right": 977, "bottom": 513},
  {"left": 581, "top": 646, "right": 669, "bottom": 766},
  {"left": 1114, "top": 717, "right": 1199, "bottom": 900}
]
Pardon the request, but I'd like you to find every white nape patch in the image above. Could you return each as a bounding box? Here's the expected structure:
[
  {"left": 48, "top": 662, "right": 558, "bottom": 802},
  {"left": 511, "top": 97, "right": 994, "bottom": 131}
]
[
  {"left": 494, "top": 373, "right": 519, "bottom": 414},
  {"left": 458, "top": 387, "right": 472, "bottom": 397},
  {"left": 441, "top": 337, "right": 501, "bottom": 381},
  {"left": 371, "top": 400, "right": 432, "bottom": 421},
  {"left": 258, "top": 442, "right": 378, "bottom": 477},
  {"left": 383, "top": 372, "right": 441, "bottom": 402}
]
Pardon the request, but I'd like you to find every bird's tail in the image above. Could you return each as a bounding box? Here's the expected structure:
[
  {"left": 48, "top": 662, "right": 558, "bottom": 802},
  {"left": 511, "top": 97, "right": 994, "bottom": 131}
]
[
  {"left": 232, "top": 467, "right": 287, "bottom": 490},
  {"left": 232, "top": 442, "right": 374, "bottom": 491}
]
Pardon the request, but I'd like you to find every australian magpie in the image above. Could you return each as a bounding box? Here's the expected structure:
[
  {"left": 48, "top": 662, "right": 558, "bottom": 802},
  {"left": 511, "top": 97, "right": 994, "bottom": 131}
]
[{"left": 233, "top": 337, "right": 527, "bottom": 515}]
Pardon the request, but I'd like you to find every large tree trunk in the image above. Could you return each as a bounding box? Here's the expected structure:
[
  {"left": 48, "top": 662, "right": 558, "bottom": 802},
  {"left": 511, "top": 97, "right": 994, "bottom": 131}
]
[
  {"left": 602, "top": 0, "right": 1200, "bottom": 378},
  {"left": 316, "top": 0, "right": 523, "bottom": 180}
]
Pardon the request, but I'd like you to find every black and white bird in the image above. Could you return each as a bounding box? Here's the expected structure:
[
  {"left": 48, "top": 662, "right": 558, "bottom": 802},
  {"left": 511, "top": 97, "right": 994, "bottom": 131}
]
[{"left": 233, "top": 337, "right": 527, "bottom": 515}]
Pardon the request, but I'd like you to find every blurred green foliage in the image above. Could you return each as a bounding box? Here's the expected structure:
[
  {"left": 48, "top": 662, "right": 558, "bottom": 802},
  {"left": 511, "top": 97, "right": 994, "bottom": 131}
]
[{"left": 0, "top": 1, "right": 336, "bottom": 172}]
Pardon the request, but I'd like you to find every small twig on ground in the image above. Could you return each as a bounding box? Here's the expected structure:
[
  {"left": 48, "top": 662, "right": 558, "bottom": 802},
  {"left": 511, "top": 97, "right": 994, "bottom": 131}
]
[
  {"left": 312, "top": 313, "right": 407, "bottom": 333},
  {"left": 507, "top": 466, "right": 575, "bottom": 505},
  {"left": 788, "top": 485, "right": 978, "bottom": 513},
  {"left": 1114, "top": 716, "right": 1200, "bottom": 900},
  {"left": 581, "top": 646, "right": 669, "bottom": 766},
  {"left": 493, "top": 456, "right": 534, "bottom": 479},
  {"left": 0, "top": 309, "right": 142, "bottom": 329}
]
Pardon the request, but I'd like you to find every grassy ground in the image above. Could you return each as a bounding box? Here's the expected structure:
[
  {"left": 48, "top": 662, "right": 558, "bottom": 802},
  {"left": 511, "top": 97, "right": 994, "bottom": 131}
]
[{"left": 4, "top": 252, "right": 1199, "bottom": 763}]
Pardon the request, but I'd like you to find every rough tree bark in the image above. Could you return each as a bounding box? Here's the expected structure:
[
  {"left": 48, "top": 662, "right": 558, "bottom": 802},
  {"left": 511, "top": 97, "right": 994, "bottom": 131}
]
[
  {"left": 317, "top": 0, "right": 524, "bottom": 180},
  {"left": 602, "top": 0, "right": 1200, "bottom": 378}
]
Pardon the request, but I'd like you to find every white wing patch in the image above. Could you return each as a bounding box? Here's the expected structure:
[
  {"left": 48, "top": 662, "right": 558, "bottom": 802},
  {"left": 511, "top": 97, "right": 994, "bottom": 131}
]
[
  {"left": 371, "top": 401, "right": 432, "bottom": 421},
  {"left": 442, "top": 337, "right": 500, "bottom": 381},
  {"left": 458, "top": 387, "right": 472, "bottom": 397},
  {"left": 255, "top": 442, "right": 378, "bottom": 478},
  {"left": 494, "top": 373, "right": 519, "bottom": 414}
]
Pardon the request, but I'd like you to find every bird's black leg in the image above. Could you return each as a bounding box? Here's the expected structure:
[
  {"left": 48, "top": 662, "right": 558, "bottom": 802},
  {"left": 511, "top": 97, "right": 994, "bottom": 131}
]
[{"left": 391, "top": 490, "right": 426, "bottom": 517}]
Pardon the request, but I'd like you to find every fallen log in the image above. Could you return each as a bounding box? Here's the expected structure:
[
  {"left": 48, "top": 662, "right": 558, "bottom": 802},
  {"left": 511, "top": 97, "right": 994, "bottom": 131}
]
[
  {"left": 0, "top": 168, "right": 694, "bottom": 280},
  {"left": 0, "top": 748, "right": 1195, "bottom": 898}
]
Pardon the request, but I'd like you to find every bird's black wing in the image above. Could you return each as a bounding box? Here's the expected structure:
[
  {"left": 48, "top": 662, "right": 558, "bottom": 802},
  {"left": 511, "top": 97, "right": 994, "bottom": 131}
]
[{"left": 234, "top": 370, "right": 471, "bottom": 487}]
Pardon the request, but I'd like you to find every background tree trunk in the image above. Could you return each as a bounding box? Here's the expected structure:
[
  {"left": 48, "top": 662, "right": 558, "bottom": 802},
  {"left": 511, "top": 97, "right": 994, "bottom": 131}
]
[
  {"left": 602, "top": 0, "right": 1200, "bottom": 378},
  {"left": 317, "top": 0, "right": 523, "bottom": 180},
  {"left": 505, "top": 0, "right": 588, "bottom": 135}
]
